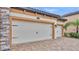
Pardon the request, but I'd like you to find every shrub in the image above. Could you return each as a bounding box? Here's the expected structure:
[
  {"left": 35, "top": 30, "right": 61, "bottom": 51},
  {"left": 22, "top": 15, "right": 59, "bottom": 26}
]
[
  {"left": 69, "top": 32, "right": 75, "bottom": 37},
  {"left": 64, "top": 33, "right": 69, "bottom": 37},
  {"left": 64, "top": 32, "right": 79, "bottom": 39},
  {"left": 74, "top": 33, "right": 79, "bottom": 38},
  {"left": 69, "top": 32, "right": 79, "bottom": 38},
  {"left": 64, "top": 33, "right": 67, "bottom": 37}
]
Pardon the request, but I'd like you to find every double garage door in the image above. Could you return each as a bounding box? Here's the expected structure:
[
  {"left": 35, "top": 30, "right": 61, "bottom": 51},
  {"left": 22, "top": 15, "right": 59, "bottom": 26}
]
[{"left": 12, "top": 20, "right": 53, "bottom": 44}]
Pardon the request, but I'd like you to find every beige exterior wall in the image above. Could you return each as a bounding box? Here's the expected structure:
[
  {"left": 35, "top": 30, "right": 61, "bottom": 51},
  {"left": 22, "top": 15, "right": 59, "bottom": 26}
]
[
  {"left": 64, "top": 14, "right": 79, "bottom": 32},
  {"left": 10, "top": 8, "right": 58, "bottom": 26},
  {"left": 57, "top": 20, "right": 65, "bottom": 25},
  {"left": 10, "top": 8, "right": 57, "bottom": 22}
]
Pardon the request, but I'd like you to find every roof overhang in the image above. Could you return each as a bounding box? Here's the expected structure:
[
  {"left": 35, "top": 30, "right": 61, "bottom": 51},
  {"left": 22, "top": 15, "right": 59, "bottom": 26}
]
[{"left": 11, "top": 7, "right": 60, "bottom": 18}]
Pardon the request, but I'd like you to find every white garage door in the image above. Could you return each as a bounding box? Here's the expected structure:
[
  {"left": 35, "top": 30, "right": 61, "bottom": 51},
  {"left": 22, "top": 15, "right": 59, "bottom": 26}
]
[
  {"left": 12, "top": 20, "right": 52, "bottom": 44},
  {"left": 55, "top": 25, "right": 62, "bottom": 39}
]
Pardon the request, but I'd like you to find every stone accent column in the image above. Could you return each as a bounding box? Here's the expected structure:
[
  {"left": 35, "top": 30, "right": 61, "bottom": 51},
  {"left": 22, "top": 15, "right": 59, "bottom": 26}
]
[{"left": 0, "top": 7, "right": 10, "bottom": 51}]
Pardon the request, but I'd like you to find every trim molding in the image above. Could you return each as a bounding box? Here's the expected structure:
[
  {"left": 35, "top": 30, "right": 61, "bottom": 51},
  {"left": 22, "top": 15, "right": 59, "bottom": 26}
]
[
  {"left": 10, "top": 16, "right": 54, "bottom": 24},
  {"left": 9, "top": 17, "right": 12, "bottom": 49}
]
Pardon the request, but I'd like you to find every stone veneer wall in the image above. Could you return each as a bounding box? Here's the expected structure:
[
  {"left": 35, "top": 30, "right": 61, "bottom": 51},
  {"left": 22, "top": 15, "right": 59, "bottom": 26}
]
[{"left": 0, "top": 7, "right": 10, "bottom": 51}]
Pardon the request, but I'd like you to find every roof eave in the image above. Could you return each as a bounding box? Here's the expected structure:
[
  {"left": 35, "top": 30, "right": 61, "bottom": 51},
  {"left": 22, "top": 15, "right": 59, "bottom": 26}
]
[{"left": 11, "top": 7, "right": 60, "bottom": 18}]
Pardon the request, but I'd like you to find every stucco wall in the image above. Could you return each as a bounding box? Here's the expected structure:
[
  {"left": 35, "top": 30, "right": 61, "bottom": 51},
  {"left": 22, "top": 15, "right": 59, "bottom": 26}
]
[
  {"left": 10, "top": 8, "right": 58, "bottom": 24},
  {"left": 64, "top": 14, "right": 79, "bottom": 32},
  {"left": 10, "top": 8, "right": 57, "bottom": 20}
]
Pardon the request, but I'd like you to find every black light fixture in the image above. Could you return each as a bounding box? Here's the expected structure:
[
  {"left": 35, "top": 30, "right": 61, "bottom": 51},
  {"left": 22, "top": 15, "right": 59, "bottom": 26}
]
[{"left": 37, "top": 17, "right": 40, "bottom": 19}]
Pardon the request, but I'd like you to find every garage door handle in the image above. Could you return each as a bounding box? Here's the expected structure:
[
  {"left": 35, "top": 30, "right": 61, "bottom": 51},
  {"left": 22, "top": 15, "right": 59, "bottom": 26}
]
[{"left": 36, "top": 32, "right": 38, "bottom": 34}]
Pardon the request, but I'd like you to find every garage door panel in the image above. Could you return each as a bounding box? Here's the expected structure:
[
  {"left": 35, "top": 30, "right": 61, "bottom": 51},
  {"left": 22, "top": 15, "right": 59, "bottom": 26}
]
[
  {"left": 55, "top": 25, "right": 62, "bottom": 39},
  {"left": 12, "top": 20, "right": 52, "bottom": 44}
]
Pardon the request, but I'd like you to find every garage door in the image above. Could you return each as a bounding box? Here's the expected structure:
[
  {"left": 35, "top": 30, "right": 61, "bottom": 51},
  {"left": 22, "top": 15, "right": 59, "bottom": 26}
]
[
  {"left": 55, "top": 25, "right": 62, "bottom": 39},
  {"left": 12, "top": 20, "right": 52, "bottom": 44}
]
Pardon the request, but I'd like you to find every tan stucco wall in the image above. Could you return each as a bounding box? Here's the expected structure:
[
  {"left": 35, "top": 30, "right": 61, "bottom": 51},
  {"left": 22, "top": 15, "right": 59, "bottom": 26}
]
[
  {"left": 10, "top": 8, "right": 58, "bottom": 25},
  {"left": 64, "top": 14, "right": 79, "bottom": 32},
  {"left": 57, "top": 20, "right": 65, "bottom": 25},
  {"left": 10, "top": 8, "right": 66, "bottom": 25},
  {"left": 10, "top": 8, "right": 57, "bottom": 21}
]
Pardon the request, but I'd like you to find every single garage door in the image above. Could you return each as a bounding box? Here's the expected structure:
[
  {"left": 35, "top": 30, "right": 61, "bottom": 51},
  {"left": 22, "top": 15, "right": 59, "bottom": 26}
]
[
  {"left": 55, "top": 25, "right": 62, "bottom": 39},
  {"left": 12, "top": 20, "right": 53, "bottom": 44}
]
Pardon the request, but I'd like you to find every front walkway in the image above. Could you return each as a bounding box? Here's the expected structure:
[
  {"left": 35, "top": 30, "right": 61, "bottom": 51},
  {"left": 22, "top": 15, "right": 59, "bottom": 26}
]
[{"left": 12, "top": 37, "right": 79, "bottom": 51}]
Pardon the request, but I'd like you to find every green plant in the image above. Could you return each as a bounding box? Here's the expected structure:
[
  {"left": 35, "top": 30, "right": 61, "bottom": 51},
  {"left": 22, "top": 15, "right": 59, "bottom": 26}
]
[
  {"left": 68, "top": 32, "right": 79, "bottom": 38},
  {"left": 74, "top": 33, "right": 79, "bottom": 38},
  {"left": 69, "top": 32, "right": 74, "bottom": 37},
  {"left": 64, "top": 33, "right": 69, "bottom": 37},
  {"left": 64, "top": 19, "right": 79, "bottom": 33},
  {"left": 64, "top": 33, "right": 67, "bottom": 37},
  {"left": 64, "top": 32, "right": 79, "bottom": 39}
]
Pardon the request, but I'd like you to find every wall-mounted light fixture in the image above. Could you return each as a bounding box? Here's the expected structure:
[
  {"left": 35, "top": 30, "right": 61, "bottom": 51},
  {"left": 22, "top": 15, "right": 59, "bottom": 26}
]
[{"left": 37, "top": 17, "right": 40, "bottom": 19}]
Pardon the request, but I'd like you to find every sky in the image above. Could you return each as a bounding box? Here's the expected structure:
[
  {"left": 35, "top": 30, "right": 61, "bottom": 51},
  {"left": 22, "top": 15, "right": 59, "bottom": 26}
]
[{"left": 34, "top": 7, "right": 79, "bottom": 16}]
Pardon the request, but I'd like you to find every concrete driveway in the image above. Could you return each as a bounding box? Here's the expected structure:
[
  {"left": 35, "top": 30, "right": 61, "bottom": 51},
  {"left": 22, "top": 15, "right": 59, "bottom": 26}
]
[{"left": 12, "top": 37, "right": 79, "bottom": 51}]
